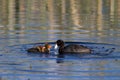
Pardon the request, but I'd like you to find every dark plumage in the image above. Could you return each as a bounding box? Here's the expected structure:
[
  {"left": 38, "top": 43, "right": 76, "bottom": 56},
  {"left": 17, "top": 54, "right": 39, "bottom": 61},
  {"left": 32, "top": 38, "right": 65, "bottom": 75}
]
[{"left": 55, "top": 40, "right": 91, "bottom": 54}]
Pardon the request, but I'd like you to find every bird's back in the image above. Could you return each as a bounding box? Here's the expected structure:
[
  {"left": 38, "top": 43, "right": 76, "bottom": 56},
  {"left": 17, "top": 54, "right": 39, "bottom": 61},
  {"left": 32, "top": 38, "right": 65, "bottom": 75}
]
[{"left": 63, "top": 44, "right": 91, "bottom": 53}]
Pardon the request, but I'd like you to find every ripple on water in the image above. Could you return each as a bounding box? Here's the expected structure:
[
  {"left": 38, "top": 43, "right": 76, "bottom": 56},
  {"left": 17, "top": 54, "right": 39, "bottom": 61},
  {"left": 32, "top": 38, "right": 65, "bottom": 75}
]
[{"left": 0, "top": 42, "right": 120, "bottom": 80}]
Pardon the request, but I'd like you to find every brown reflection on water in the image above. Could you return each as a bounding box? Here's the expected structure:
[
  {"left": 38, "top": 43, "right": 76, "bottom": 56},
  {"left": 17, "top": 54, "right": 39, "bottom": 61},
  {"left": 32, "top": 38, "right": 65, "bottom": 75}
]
[
  {"left": 0, "top": 0, "right": 120, "bottom": 44},
  {"left": 0, "top": 1, "right": 120, "bottom": 80}
]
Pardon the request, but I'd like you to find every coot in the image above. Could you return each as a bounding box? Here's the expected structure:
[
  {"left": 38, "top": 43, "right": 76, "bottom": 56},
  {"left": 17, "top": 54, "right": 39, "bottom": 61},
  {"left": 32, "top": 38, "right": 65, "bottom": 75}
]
[
  {"left": 55, "top": 40, "right": 91, "bottom": 54},
  {"left": 27, "top": 43, "right": 52, "bottom": 53}
]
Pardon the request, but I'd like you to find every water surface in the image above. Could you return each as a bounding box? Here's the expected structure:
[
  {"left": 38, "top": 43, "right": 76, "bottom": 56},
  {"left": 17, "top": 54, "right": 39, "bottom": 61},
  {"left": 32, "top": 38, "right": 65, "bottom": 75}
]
[{"left": 0, "top": 0, "right": 120, "bottom": 80}]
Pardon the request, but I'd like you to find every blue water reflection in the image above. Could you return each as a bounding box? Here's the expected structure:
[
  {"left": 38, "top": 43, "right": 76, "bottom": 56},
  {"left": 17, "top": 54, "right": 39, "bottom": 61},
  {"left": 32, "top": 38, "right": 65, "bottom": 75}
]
[
  {"left": 0, "top": 0, "right": 120, "bottom": 80},
  {"left": 0, "top": 42, "right": 120, "bottom": 80}
]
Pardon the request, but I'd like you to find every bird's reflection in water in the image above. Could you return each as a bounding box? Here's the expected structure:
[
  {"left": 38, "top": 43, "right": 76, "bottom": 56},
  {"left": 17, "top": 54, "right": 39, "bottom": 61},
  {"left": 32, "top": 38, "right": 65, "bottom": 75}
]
[
  {"left": 27, "top": 52, "right": 50, "bottom": 58},
  {"left": 56, "top": 54, "right": 65, "bottom": 63}
]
